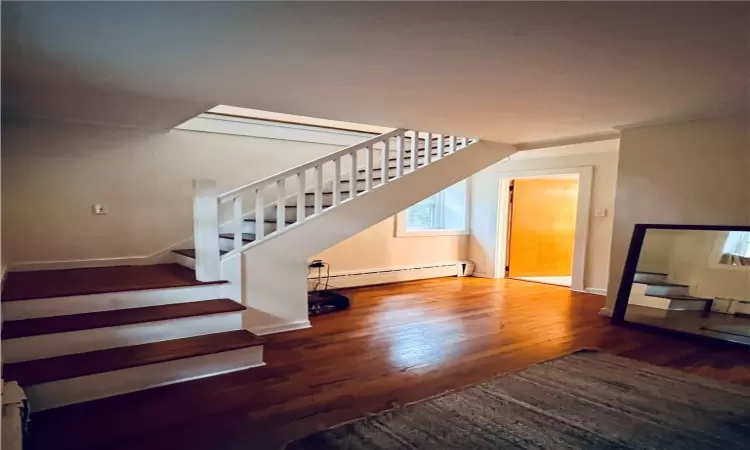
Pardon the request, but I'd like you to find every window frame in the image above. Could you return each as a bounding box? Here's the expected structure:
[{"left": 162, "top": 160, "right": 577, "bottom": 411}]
[
  {"left": 395, "top": 181, "right": 470, "bottom": 237},
  {"left": 709, "top": 230, "right": 750, "bottom": 271}
]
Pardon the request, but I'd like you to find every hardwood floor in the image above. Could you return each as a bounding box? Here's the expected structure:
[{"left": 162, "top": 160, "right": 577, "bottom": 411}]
[{"left": 27, "top": 277, "right": 750, "bottom": 450}]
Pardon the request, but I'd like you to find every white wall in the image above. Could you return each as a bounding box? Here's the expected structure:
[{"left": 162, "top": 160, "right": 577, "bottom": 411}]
[
  {"left": 2, "top": 117, "right": 370, "bottom": 268},
  {"left": 605, "top": 114, "right": 750, "bottom": 314},
  {"left": 469, "top": 140, "right": 619, "bottom": 292},
  {"left": 312, "top": 217, "right": 467, "bottom": 276}
]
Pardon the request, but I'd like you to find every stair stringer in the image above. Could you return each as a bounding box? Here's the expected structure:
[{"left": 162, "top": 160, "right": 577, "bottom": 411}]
[{"left": 238, "top": 140, "right": 516, "bottom": 335}]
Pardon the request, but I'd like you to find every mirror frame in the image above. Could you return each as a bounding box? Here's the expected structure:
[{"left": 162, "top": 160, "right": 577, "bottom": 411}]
[{"left": 612, "top": 224, "right": 750, "bottom": 346}]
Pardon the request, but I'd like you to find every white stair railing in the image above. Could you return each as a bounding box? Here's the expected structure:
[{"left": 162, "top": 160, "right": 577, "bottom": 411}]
[{"left": 192, "top": 128, "right": 476, "bottom": 281}]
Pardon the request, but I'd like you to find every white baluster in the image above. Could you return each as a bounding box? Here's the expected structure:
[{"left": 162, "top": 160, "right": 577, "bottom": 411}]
[
  {"left": 349, "top": 151, "right": 357, "bottom": 200},
  {"left": 232, "top": 196, "right": 243, "bottom": 250},
  {"left": 410, "top": 130, "right": 419, "bottom": 172},
  {"left": 333, "top": 158, "right": 341, "bottom": 206},
  {"left": 365, "top": 146, "right": 373, "bottom": 191},
  {"left": 436, "top": 134, "right": 444, "bottom": 159},
  {"left": 396, "top": 133, "right": 404, "bottom": 178},
  {"left": 254, "top": 187, "right": 265, "bottom": 239},
  {"left": 314, "top": 164, "right": 323, "bottom": 214},
  {"left": 276, "top": 179, "right": 286, "bottom": 230},
  {"left": 449, "top": 135, "right": 457, "bottom": 154},
  {"left": 296, "top": 170, "right": 306, "bottom": 223},
  {"left": 424, "top": 132, "right": 432, "bottom": 165},
  {"left": 460, "top": 137, "right": 469, "bottom": 147},
  {"left": 192, "top": 179, "right": 221, "bottom": 281},
  {"left": 380, "top": 139, "right": 389, "bottom": 185}
]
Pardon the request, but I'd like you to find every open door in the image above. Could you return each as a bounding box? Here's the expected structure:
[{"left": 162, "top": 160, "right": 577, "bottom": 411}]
[{"left": 507, "top": 177, "right": 578, "bottom": 286}]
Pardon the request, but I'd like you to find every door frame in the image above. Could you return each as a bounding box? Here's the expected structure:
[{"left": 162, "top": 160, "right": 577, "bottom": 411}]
[{"left": 494, "top": 166, "right": 593, "bottom": 292}]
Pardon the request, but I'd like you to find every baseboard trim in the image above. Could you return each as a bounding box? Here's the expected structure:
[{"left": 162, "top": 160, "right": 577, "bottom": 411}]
[
  {"left": 598, "top": 308, "right": 613, "bottom": 317},
  {"left": 250, "top": 320, "right": 311, "bottom": 336},
  {"left": 309, "top": 262, "right": 462, "bottom": 290},
  {"left": 584, "top": 288, "right": 607, "bottom": 296}
]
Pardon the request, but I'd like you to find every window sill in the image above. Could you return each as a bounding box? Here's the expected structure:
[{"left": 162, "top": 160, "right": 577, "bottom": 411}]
[{"left": 395, "top": 229, "right": 470, "bottom": 238}]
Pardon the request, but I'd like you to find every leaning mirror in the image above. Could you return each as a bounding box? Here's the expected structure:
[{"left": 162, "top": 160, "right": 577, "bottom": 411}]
[{"left": 614, "top": 225, "right": 750, "bottom": 346}]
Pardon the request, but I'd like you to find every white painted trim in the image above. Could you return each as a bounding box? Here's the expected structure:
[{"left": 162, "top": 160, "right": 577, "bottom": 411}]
[
  {"left": 176, "top": 113, "right": 377, "bottom": 146},
  {"left": 493, "top": 166, "right": 593, "bottom": 293},
  {"left": 26, "top": 345, "right": 264, "bottom": 412},
  {"left": 209, "top": 105, "right": 391, "bottom": 134},
  {"left": 3, "top": 311, "right": 243, "bottom": 362},
  {"left": 309, "top": 262, "right": 462, "bottom": 290},
  {"left": 250, "top": 320, "right": 311, "bottom": 336},
  {"left": 1, "top": 285, "right": 224, "bottom": 321},
  {"left": 584, "top": 288, "right": 607, "bottom": 296},
  {"left": 514, "top": 132, "right": 620, "bottom": 151},
  {"left": 598, "top": 307, "right": 614, "bottom": 317}
]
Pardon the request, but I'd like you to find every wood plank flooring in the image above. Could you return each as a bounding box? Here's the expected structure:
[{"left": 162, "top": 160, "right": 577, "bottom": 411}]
[{"left": 26, "top": 277, "right": 750, "bottom": 450}]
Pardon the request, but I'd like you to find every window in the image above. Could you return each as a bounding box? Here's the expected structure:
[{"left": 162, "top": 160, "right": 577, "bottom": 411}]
[
  {"left": 396, "top": 180, "right": 468, "bottom": 237},
  {"left": 718, "top": 231, "right": 750, "bottom": 266}
]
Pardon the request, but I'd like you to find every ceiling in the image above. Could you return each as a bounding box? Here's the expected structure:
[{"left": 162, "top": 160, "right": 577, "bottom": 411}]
[{"left": 3, "top": 2, "right": 748, "bottom": 144}]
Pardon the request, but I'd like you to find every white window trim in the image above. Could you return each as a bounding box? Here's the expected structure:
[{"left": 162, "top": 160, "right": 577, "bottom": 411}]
[{"left": 394, "top": 182, "right": 470, "bottom": 237}]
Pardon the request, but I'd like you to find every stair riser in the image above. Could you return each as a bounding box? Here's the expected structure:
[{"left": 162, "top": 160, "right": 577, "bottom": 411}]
[
  {"left": 3, "top": 311, "right": 243, "bottom": 363},
  {"left": 285, "top": 191, "right": 365, "bottom": 207},
  {"left": 645, "top": 285, "right": 689, "bottom": 296},
  {"left": 628, "top": 295, "right": 707, "bottom": 311},
  {"left": 243, "top": 221, "right": 282, "bottom": 236},
  {"left": 633, "top": 273, "right": 668, "bottom": 283},
  {"left": 25, "top": 345, "right": 264, "bottom": 412},
  {"left": 1, "top": 284, "right": 224, "bottom": 321}
]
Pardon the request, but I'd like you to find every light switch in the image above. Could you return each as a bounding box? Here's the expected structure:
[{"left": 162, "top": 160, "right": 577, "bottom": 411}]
[{"left": 92, "top": 204, "right": 108, "bottom": 215}]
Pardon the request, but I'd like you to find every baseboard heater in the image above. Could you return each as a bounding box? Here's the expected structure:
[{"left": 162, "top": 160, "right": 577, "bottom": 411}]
[{"left": 307, "top": 261, "right": 473, "bottom": 291}]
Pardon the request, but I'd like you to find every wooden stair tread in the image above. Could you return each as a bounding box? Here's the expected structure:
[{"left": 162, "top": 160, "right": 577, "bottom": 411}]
[
  {"left": 645, "top": 294, "right": 713, "bottom": 301},
  {"left": 244, "top": 218, "right": 295, "bottom": 224},
  {"left": 1, "top": 264, "right": 226, "bottom": 302},
  {"left": 172, "top": 249, "right": 227, "bottom": 259},
  {"left": 639, "top": 281, "right": 689, "bottom": 287},
  {"left": 3, "top": 330, "right": 264, "bottom": 386},
  {"left": 218, "top": 233, "right": 255, "bottom": 242},
  {"left": 2, "top": 299, "right": 245, "bottom": 339}
]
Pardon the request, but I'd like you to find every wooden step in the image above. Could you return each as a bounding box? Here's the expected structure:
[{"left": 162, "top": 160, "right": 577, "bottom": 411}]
[
  {"left": 2, "top": 299, "right": 245, "bottom": 339},
  {"left": 244, "top": 218, "right": 295, "bottom": 224},
  {"left": 645, "top": 294, "right": 712, "bottom": 301},
  {"left": 640, "top": 281, "right": 688, "bottom": 287},
  {"left": 172, "top": 248, "right": 227, "bottom": 259},
  {"left": 218, "top": 233, "right": 255, "bottom": 243},
  {"left": 1, "top": 264, "right": 226, "bottom": 302},
  {"left": 3, "top": 330, "right": 263, "bottom": 387}
]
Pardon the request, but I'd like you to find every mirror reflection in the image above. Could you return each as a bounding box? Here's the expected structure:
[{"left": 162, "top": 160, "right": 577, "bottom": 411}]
[{"left": 625, "top": 229, "right": 750, "bottom": 345}]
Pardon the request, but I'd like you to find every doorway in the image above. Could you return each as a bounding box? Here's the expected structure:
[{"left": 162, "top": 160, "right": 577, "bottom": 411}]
[{"left": 505, "top": 175, "right": 579, "bottom": 287}]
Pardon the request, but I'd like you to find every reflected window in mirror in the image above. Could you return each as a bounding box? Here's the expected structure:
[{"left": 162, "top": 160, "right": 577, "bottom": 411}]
[{"left": 615, "top": 226, "right": 750, "bottom": 347}]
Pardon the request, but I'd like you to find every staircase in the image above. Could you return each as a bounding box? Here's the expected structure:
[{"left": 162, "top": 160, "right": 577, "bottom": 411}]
[
  {"left": 1, "top": 128, "right": 512, "bottom": 421},
  {"left": 628, "top": 271, "right": 713, "bottom": 313}
]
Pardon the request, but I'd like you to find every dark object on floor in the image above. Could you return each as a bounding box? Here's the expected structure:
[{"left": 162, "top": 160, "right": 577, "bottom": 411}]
[
  {"left": 308, "top": 291, "right": 350, "bottom": 316},
  {"left": 286, "top": 350, "right": 750, "bottom": 449}
]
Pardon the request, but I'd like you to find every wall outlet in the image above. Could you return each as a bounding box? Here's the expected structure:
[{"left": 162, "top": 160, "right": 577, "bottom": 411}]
[{"left": 92, "top": 204, "right": 108, "bottom": 215}]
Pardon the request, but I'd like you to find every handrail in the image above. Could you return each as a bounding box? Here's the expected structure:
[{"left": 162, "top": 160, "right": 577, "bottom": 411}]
[{"left": 217, "top": 128, "right": 407, "bottom": 202}]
